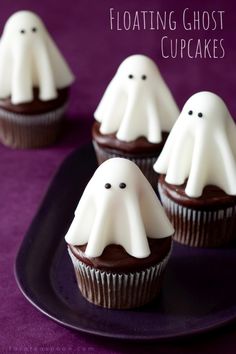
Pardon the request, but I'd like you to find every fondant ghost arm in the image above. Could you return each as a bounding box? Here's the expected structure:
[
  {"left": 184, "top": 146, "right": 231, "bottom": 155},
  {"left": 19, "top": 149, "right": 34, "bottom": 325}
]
[
  {"left": 94, "top": 79, "right": 125, "bottom": 134},
  {"left": 34, "top": 39, "right": 57, "bottom": 100},
  {"left": 65, "top": 192, "right": 94, "bottom": 246},
  {"left": 84, "top": 200, "right": 112, "bottom": 257},
  {"left": 140, "top": 175, "right": 174, "bottom": 238},
  {"left": 11, "top": 44, "right": 33, "bottom": 104},
  {"left": 227, "top": 115, "right": 236, "bottom": 159},
  {"left": 0, "top": 40, "right": 11, "bottom": 99},
  {"left": 45, "top": 32, "right": 74, "bottom": 88},
  {"left": 116, "top": 91, "right": 138, "bottom": 141},
  {"left": 154, "top": 118, "right": 183, "bottom": 174},
  {"left": 146, "top": 99, "right": 162, "bottom": 143},
  {"left": 185, "top": 133, "right": 208, "bottom": 197},
  {"left": 154, "top": 73, "right": 179, "bottom": 129},
  {"left": 94, "top": 79, "right": 116, "bottom": 122},
  {"left": 123, "top": 195, "right": 151, "bottom": 258},
  {"left": 165, "top": 131, "right": 193, "bottom": 185}
]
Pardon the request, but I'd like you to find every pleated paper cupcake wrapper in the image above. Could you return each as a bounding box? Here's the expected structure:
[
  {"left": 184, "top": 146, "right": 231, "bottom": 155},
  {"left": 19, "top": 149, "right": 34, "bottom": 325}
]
[
  {"left": 68, "top": 247, "right": 171, "bottom": 309},
  {"left": 0, "top": 103, "right": 67, "bottom": 149},
  {"left": 159, "top": 184, "right": 236, "bottom": 247},
  {"left": 93, "top": 141, "right": 158, "bottom": 188}
]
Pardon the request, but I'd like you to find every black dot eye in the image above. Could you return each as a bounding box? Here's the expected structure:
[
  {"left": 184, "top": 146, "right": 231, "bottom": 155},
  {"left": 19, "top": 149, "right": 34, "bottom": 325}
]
[
  {"left": 128, "top": 74, "right": 133, "bottom": 79},
  {"left": 20, "top": 29, "right": 25, "bottom": 34},
  {"left": 188, "top": 110, "right": 193, "bottom": 115},
  {"left": 198, "top": 112, "right": 203, "bottom": 118},
  {"left": 119, "top": 183, "right": 126, "bottom": 189},
  {"left": 105, "top": 183, "right": 111, "bottom": 189},
  {"left": 32, "top": 27, "right": 37, "bottom": 32},
  {"left": 141, "top": 75, "right": 147, "bottom": 80}
]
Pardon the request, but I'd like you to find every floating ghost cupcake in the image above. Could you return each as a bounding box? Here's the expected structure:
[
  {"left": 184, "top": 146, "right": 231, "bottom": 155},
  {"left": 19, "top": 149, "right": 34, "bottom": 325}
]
[
  {"left": 92, "top": 54, "right": 179, "bottom": 188},
  {"left": 0, "top": 11, "right": 74, "bottom": 148},
  {"left": 65, "top": 158, "right": 174, "bottom": 309},
  {"left": 154, "top": 91, "right": 236, "bottom": 247}
]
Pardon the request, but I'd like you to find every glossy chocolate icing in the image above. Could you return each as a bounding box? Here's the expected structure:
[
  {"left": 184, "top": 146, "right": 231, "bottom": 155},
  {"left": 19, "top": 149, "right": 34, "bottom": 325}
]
[
  {"left": 0, "top": 88, "right": 69, "bottom": 115},
  {"left": 158, "top": 174, "right": 236, "bottom": 210},
  {"left": 92, "top": 121, "right": 168, "bottom": 155},
  {"left": 68, "top": 237, "right": 172, "bottom": 272}
]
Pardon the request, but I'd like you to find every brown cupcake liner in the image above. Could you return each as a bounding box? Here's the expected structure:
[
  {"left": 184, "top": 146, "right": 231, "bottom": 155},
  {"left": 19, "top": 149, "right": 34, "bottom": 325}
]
[
  {"left": 93, "top": 141, "right": 158, "bottom": 188},
  {"left": 68, "top": 246, "right": 172, "bottom": 309},
  {"left": 0, "top": 103, "right": 67, "bottom": 149},
  {"left": 158, "top": 184, "right": 236, "bottom": 247}
]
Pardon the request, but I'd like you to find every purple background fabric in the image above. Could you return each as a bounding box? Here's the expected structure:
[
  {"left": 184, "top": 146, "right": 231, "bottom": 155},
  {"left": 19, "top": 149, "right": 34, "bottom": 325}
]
[{"left": 1, "top": 0, "right": 236, "bottom": 353}]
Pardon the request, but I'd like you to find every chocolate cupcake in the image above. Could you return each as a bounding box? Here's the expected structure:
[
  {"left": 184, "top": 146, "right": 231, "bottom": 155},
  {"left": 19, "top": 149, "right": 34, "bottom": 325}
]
[
  {"left": 93, "top": 54, "right": 179, "bottom": 188},
  {"left": 0, "top": 11, "right": 74, "bottom": 149},
  {"left": 65, "top": 158, "right": 174, "bottom": 309},
  {"left": 154, "top": 91, "right": 236, "bottom": 247}
]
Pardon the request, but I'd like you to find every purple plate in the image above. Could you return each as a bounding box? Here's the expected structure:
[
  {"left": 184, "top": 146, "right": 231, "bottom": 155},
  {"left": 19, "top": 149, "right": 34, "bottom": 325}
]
[{"left": 15, "top": 144, "right": 236, "bottom": 341}]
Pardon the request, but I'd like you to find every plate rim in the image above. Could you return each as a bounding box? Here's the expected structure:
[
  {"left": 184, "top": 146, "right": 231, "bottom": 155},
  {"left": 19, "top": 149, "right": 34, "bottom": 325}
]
[
  {"left": 14, "top": 252, "right": 236, "bottom": 342},
  {"left": 14, "top": 143, "right": 236, "bottom": 342}
]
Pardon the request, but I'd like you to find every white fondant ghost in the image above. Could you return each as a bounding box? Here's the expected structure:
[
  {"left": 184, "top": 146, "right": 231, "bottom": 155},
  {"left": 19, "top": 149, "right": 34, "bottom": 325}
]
[
  {"left": 94, "top": 55, "right": 179, "bottom": 143},
  {"left": 65, "top": 158, "right": 174, "bottom": 258},
  {"left": 0, "top": 11, "right": 74, "bottom": 104},
  {"left": 154, "top": 91, "right": 236, "bottom": 198}
]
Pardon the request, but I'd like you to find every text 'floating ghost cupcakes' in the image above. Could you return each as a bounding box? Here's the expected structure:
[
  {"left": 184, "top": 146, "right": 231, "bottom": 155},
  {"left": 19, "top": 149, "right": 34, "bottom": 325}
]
[
  {"left": 65, "top": 158, "right": 174, "bottom": 309},
  {"left": 92, "top": 54, "right": 179, "bottom": 188},
  {"left": 0, "top": 11, "right": 74, "bottom": 149},
  {"left": 154, "top": 91, "right": 236, "bottom": 248}
]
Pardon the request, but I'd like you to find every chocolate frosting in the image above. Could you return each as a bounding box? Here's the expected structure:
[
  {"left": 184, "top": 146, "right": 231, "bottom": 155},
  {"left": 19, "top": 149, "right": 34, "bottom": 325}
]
[
  {"left": 0, "top": 88, "right": 69, "bottom": 115},
  {"left": 159, "top": 174, "right": 236, "bottom": 210},
  {"left": 92, "top": 121, "right": 168, "bottom": 155},
  {"left": 68, "top": 237, "right": 172, "bottom": 272}
]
